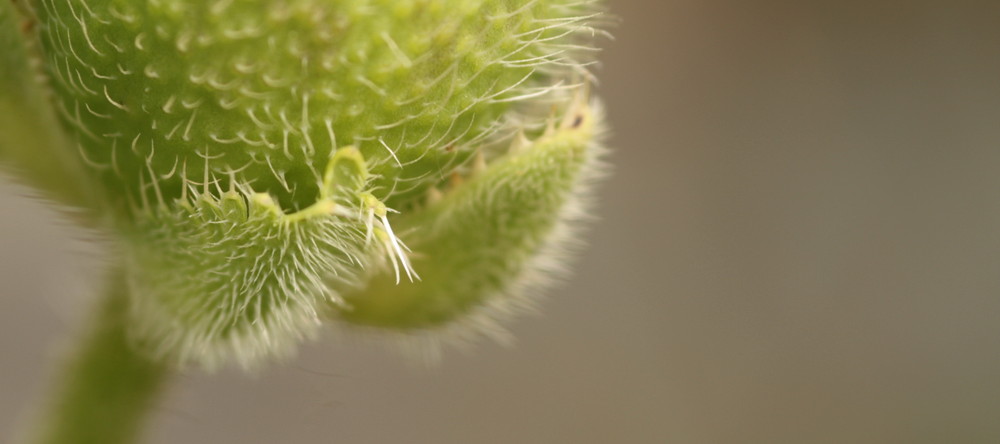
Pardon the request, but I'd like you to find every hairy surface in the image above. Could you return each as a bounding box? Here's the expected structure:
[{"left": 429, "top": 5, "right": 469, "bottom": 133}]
[
  {"left": 32, "top": 0, "right": 598, "bottom": 212},
  {"left": 11, "top": 0, "right": 609, "bottom": 369},
  {"left": 331, "top": 97, "right": 607, "bottom": 362}
]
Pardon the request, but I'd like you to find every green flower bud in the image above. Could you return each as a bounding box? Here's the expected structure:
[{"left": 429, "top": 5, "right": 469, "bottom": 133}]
[{"left": 3, "top": 0, "right": 608, "bottom": 369}]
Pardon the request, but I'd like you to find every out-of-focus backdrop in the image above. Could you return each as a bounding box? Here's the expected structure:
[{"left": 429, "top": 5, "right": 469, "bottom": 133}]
[{"left": 5, "top": 1, "right": 1000, "bottom": 443}]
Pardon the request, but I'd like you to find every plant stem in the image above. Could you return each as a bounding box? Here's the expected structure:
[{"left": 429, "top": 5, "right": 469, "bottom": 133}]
[{"left": 31, "top": 274, "right": 171, "bottom": 444}]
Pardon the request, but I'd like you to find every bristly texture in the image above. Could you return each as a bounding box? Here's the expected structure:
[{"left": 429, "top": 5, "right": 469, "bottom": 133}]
[
  {"left": 10, "top": 0, "right": 609, "bottom": 369},
  {"left": 332, "top": 96, "right": 607, "bottom": 361},
  {"left": 30, "top": 0, "right": 602, "bottom": 211}
]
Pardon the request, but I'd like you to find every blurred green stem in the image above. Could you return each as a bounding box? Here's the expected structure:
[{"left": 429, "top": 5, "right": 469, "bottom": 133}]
[{"left": 31, "top": 274, "right": 171, "bottom": 444}]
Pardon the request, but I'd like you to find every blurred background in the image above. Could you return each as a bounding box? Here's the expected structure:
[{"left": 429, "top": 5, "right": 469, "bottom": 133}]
[{"left": 5, "top": 1, "right": 1000, "bottom": 443}]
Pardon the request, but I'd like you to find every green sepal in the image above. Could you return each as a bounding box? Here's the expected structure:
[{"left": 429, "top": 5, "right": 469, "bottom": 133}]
[
  {"left": 123, "top": 151, "right": 392, "bottom": 369},
  {"left": 333, "top": 98, "right": 602, "bottom": 333}
]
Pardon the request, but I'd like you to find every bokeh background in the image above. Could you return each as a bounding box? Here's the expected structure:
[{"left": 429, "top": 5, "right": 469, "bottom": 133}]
[{"left": 5, "top": 1, "right": 1000, "bottom": 443}]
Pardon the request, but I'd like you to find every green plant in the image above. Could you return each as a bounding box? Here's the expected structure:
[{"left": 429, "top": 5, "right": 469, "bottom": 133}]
[{"left": 1, "top": 0, "right": 608, "bottom": 442}]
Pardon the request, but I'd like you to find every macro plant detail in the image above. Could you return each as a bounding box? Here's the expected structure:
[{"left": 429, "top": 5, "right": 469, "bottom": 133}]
[{"left": 0, "top": 0, "right": 608, "bottom": 442}]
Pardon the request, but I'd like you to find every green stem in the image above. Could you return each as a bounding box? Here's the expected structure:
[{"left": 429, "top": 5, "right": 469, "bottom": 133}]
[{"left": 31, "top": 275, "right": 171, "bottom": 444}]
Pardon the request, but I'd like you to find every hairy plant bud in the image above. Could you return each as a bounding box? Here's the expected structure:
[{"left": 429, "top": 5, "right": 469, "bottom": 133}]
[{"left": 2, "top": 0, "right": 608, "bottom": 369}]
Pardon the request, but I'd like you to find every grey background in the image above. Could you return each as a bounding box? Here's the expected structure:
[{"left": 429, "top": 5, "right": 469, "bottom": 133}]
[{"left": 5, "top": 1, "right": 1000, "bottom": 443}]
